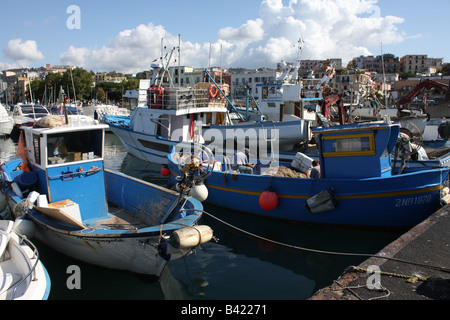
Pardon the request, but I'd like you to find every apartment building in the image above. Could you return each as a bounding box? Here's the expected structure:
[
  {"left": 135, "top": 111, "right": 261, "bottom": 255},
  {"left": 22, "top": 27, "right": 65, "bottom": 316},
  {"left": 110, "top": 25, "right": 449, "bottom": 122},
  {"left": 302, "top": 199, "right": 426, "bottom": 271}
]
[
  {"left": 351, "top": 55, "right": 400, "bottom": 74},
  {"left": 400, "top": 55, "right": 428, "bottom": 74},
  {"left": 168, "top": 66, "right": 202, "bottom": 86},
  {"left": 332, "top": 72, "right": 375, "bottom": 97},
  {"left": 400, "top": 55, "right": 444, "bottom": 74},
  {"left": 94, "top": 72, "right": 126, "bottom": 84},
  {"left": 230, "top": 70, "right": 278, "bottom": 99}
]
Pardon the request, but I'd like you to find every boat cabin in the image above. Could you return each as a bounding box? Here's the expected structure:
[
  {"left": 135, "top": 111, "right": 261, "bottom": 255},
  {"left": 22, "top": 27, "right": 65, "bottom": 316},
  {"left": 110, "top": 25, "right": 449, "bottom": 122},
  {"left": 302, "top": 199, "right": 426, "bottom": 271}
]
[
  {"left": 131, "top": 82, "right": 230, "bottom": 142},
  {"left": 21, "top": 124, "right": 109, "bottom": 222},
  {"left": 10, "top": 104, "right": 50, "bottom": 125},
  {"left": 256, "top": 81, "right": 323, "bottom": 123},
  {"left": 312, "top": 122, "right": 399, "bottom": 179}
]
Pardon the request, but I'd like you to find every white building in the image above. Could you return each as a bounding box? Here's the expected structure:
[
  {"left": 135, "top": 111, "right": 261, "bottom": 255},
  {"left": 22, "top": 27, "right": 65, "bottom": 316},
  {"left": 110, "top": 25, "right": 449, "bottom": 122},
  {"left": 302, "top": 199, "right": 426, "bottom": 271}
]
[{"left": 230, "top": 70, "right": 278, "bottom": 99}]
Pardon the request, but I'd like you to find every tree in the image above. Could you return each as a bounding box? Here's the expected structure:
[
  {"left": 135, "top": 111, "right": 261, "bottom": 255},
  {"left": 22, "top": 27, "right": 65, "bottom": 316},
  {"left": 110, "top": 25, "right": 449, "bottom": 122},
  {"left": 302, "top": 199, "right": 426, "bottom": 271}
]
[
  {"left": 443, "top": 63, "right": 450, "bottom": 76},
  {"left": 45, "top": 72, "right": 62, "bottom": 88},
  {"left": 29, "top": 79, "right": 45, "bottom": 103},
  {"left": 123, "top": 78, "right": 139, "bottom": 91},
  {"left": 61, "top": 67, "right": 93, "bottom": 101},
  {"left": 96, "top": 87, "right": 106, "bottom": 102}
]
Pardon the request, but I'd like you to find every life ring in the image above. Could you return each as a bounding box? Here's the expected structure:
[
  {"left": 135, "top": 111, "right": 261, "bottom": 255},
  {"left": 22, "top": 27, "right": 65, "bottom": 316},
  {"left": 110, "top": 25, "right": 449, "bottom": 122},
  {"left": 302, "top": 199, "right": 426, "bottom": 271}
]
[{"left": 209, "top": 85, "right": 219, "bottom": 98}]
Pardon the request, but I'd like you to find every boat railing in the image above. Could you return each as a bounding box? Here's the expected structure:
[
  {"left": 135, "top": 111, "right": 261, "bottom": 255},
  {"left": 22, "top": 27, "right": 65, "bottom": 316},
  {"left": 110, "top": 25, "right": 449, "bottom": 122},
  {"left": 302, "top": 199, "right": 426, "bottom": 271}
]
[
  {"left": 149, "top": 87, "right": 228, "bottom": 111},
  {"left": 301, "top": 89, "right": 323, "bottom": 99},
  {"left": 223, "top": 156, "right": 233, "bottom": 172},
  {"left": 10, "top": 234, "right": 40, "bottom": 300}
]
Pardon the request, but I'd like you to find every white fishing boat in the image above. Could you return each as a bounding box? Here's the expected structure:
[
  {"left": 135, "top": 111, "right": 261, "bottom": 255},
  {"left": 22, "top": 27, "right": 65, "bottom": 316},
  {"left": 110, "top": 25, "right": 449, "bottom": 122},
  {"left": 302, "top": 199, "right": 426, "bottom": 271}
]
[
  {"left": 0, "top": 220, "right": 51, "bottom": 300},
  {"left": 48, "top": 105, "right": 97, "bottom": 126},
  {"left": 0, "top": 103, "right": 14, "bottom": 136},
  {"left": 82, "top": 103, "right": 130, "bottom": 121},
  {"left": 105, "top": 48, "right": 312, "bottom": 164},
  {"left": 10, "top": 104, "right": 51, "bottom": 129}
]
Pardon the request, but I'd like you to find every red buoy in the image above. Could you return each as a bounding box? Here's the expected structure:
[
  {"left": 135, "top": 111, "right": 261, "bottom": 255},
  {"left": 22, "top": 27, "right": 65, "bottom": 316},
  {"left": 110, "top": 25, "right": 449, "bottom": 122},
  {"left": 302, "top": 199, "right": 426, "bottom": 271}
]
[
  {"left": 259, "top": 190, "right": 278, "bottom": 211},
  {"left": 161, "top": 167, "right": 170, "bottom": 177}
]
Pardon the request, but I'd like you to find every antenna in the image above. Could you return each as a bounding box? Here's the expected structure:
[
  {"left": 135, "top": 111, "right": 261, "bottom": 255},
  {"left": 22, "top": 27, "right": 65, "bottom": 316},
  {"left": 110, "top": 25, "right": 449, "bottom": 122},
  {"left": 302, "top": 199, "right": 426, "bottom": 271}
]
[
  {"left": 380, "top": 42, "right": 388, "bottom": 108},
  {"left": 178, "top": 34, "right": 181, "bottom": 88}
]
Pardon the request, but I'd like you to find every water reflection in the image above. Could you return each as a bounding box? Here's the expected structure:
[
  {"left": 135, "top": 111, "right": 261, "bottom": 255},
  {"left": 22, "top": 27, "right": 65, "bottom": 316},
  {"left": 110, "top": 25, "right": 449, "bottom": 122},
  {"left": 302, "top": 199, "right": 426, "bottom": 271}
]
[{"left": 0, "top": 136, "right": 18, "bottom": 163}]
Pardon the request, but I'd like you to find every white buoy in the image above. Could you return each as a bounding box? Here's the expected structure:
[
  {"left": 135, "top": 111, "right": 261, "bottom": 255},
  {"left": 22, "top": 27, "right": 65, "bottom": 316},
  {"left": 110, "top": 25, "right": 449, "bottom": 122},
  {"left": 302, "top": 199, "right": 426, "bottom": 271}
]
[
  {"left": 11, "top": 182, "right": 23, "bottom": 199},
  {"left": 13, "top": 218, "right": 35, "bottom": 239},
  {"left": 189, "top": 183, "right": 209, "bottom": 202},
  {"left": 171, "top": 225, "right": 213, "bottom": 249}
]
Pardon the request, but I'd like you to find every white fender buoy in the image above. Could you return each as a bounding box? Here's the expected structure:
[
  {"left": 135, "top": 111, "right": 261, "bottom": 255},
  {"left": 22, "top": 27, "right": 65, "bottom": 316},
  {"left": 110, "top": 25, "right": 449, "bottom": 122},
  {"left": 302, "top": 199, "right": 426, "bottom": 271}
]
[
  {"left": 13, "top": 218, "right": 35, "bottom": 239},
  {"left": 189, "top": 183, "right": 209, "bottom": 202},
  {"left": 171, "top": 225, "right": 213, "bottom": 249},
  {"left": 11, "top": 182, "right": 23, "bottom": 199}
]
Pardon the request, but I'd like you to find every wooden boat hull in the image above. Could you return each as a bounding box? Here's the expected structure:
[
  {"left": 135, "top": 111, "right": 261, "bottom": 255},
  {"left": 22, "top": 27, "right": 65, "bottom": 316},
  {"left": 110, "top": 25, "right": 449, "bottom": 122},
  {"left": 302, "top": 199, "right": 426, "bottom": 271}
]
[
  {"left": 29, "top": 221, "right": 169, "bottom": 277},
  {"left": 2, "top": 167, "right": 205, "bottom": 278}
]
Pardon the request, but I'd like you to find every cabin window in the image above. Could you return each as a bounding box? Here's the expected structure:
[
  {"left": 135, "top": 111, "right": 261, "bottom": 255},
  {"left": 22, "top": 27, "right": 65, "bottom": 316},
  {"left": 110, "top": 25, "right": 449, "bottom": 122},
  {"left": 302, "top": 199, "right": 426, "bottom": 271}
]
[
  {"left": 322, "top": 133, "right": 375, "bottom": 157},
  {"left": 47, "top": 130, "right": 103, "bottom": 165},
  {"left": 32, "top": 134, "right": 41, "bottom": 166},
  {"left": 262, "top": 87, "right": 268, "bottom": 99},
  {"left": 269, "top": 86, "right": 276, "bottom": 95}
]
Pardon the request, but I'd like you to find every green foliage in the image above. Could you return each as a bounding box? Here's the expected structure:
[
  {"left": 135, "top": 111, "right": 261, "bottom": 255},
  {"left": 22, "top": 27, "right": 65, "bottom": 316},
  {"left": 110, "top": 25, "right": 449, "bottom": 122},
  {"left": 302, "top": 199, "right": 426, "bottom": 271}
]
[
  {"left": 96, "top": 87, "right": 106, "bottom": 102},
  {"left": 29, "top": 67, "right": 94, "bottom": 103},
  {"left": 442, "top": 63, "right": 450, "bottom": 76},
  {"left": 28, "top": 67, "right": 141, "bottom": 104},
  {"left": 61, "top": 67, "right": 94, "bottom": 100}
]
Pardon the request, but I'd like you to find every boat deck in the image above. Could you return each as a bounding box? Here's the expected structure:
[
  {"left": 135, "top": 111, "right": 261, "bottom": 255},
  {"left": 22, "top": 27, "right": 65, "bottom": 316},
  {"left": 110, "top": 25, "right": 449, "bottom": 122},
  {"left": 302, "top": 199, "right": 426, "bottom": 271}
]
[
  {"left": 425, "top": 146, "right": 450, "bottom": 159},
  {"left": 90, "top": 202, "right": 153, "bottom": 231}
]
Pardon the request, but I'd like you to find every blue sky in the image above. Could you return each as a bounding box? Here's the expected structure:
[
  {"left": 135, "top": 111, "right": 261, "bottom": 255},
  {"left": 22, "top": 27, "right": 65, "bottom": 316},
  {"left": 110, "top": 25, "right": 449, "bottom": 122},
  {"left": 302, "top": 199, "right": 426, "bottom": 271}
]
[{"left": 1, "top": 0, "right": 448, "bottom": 73}]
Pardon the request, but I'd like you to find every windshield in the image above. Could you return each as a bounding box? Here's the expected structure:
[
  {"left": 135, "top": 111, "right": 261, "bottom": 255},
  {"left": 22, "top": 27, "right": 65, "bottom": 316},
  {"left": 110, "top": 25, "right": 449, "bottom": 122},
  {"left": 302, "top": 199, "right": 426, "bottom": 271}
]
[
  {"left": 21, "top": 106, "right": 49, "bottom": 114},
  {"left": 47, "top": 129, "right": 104, "bottom": 165}
]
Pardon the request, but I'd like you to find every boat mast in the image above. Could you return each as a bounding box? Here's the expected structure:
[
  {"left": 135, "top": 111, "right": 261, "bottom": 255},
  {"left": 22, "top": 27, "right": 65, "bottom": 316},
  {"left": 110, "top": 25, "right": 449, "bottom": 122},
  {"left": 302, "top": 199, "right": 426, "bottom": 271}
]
[
  {"left": 178, "top": 34, "right": 181, "bottom": 88},
  {"left": 27, "top": 74, "right": 36, "bottom": 121},
  {"left": 380, "top": 43, "right": 388, "bottom": 110}
]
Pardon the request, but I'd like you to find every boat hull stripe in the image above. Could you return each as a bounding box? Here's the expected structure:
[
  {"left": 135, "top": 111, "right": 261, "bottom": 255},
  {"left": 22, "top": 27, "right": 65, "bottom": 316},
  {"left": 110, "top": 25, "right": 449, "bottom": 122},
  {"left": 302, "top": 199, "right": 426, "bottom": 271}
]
[{"left": 205, "top": 184, "right": 442, "bottom": 199}]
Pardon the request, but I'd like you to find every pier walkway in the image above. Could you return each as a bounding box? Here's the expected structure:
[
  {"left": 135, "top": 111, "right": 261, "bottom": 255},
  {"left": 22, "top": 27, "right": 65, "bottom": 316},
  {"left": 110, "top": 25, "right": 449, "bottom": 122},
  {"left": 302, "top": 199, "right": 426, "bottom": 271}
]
[{"left": 310, "top": 204, "right": 450, "bottom": 300}]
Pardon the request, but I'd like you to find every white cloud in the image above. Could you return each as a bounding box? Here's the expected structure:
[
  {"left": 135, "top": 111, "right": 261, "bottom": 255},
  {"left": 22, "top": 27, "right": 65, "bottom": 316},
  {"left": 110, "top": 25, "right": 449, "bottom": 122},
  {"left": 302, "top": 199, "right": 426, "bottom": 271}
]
[
  {"left": 58, "top": 0, "right": 407, "bottom": 72},
  {"left": 60, "top": 23, "right": 180, "bottom": 73},
  {"left": 3, "top": 39, "right": 45, "bottom": 66},
  {"left": 218, "top": 19, "right": 265, "bottom": 42}
]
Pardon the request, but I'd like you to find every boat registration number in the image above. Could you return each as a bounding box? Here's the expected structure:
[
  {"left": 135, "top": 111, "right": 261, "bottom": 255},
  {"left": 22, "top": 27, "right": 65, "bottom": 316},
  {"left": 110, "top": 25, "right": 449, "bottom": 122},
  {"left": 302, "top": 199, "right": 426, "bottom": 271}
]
[{"left": 395, "top": 195, "right": 432, "bottom": 207}]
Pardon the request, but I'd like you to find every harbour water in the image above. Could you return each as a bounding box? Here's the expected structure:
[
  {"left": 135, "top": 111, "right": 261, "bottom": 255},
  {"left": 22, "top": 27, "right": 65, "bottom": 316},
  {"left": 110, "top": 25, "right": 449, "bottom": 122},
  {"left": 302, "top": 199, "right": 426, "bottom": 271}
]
[{"left": 0, "top": 133, "right": 404, "bottom": 300}]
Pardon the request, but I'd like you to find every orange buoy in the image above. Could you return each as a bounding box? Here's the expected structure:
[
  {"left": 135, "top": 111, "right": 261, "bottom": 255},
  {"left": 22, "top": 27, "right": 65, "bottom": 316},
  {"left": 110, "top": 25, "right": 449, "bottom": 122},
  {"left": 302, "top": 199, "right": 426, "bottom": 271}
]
[
  {"left": 259, "top": 189, "right": 278, "bottom": 211},
  {"left": 160, "top": 167, "right": 170, "bottom": 177},
  {"left": 209, "top": 85, "right": 219, "bottom": 98}
]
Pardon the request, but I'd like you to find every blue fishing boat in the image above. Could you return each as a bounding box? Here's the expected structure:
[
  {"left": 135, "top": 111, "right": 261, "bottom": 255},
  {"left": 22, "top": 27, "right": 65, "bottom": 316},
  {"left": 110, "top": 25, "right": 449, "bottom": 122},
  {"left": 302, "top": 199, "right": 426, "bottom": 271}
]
[
  {"left": 168, "top": 122, "right": 450, "bottom": 228},
  {"left": 0, "top": 116, "right": 213, "bottom": 278}
]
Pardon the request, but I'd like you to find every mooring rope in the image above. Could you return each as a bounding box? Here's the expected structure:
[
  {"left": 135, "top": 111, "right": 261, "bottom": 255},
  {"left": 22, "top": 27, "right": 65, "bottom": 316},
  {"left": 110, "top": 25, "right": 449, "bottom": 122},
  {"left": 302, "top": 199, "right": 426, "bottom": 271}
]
[{"left": 187, "top": 209, "right": 450, "bottom": 275}]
